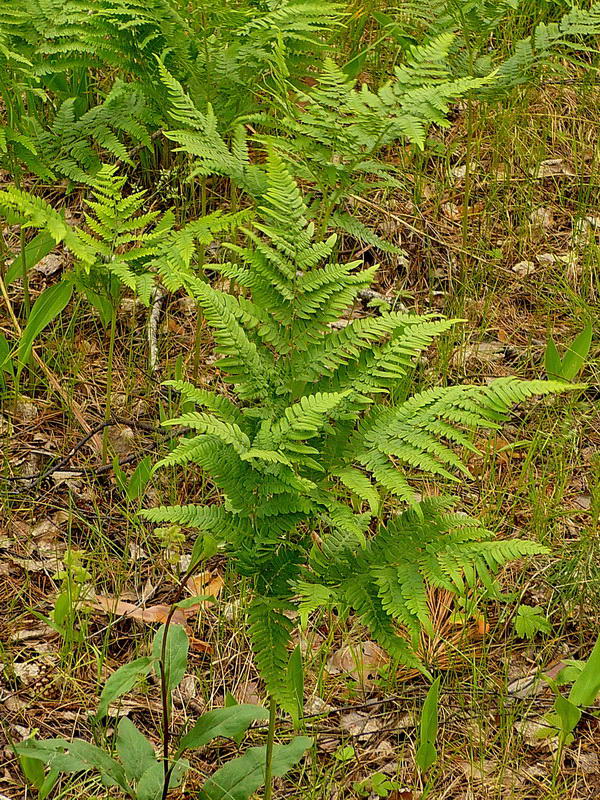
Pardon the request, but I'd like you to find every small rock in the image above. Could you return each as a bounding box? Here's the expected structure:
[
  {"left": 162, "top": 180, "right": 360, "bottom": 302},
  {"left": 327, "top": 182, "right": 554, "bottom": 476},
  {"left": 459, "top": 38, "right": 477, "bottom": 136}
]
[
  {"left": 304, "top": 696, "right": 334, "bottom": 716},
  {"left": 512, "top": 260, "right": 536, "bottom": 277},
  {"left": 33, "top": 253, "right": 63, "bottom": 276},
  {"left": 530, "top": 207, "right": 554, "bottom": 230}
]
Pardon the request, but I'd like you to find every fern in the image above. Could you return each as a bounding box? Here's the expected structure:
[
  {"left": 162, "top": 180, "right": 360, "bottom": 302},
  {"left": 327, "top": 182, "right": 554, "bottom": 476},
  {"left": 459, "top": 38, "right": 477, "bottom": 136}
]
[
  {"left": 141, "top": 160, "right": 575, "bottom": 702},
  {"left": 162, "top": 38, "right": 489, "bottom": 250},
  {"left": 493, "top": 3, "right": 600, "bottom": 92},
  {"left": 0, "top": 164, "right": 173, "bottom": 323},
  {"left": 19, "top": 84, "right": 154, "bottom": 183},
  {"left": 375, "top": 0, "right": 600, "bottom": 92}
]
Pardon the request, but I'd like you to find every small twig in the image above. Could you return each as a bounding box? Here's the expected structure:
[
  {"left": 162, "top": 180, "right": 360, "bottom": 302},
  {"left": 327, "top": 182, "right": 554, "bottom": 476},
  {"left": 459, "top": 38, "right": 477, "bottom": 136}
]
[
  {"left": 348, "top": 193, "right": 488, "bottom": 266},
  {"left": 148, "top": 286, "right": 166, "bottom": 373},
  {"left": 4, "top": 419, "right": 191, "bottom": 486}
]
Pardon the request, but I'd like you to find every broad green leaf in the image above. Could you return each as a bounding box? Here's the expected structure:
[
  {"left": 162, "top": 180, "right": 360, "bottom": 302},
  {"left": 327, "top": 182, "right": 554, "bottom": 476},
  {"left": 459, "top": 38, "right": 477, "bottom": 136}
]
[
  {"left": 15, "top": 739, "right": 130, "bottom": 790},
  {"left": 0, "top": 333, "right": 14, "bottom": 377},
  {"left": 152, "top": 624, "right": 189, "bottom": 693},
  {"left": 198, "top": 737, "right": 312, "bottom": 800},
  {"left": 560, "top": 322, "right": 592, "bottom": 381},
  {"left": 63, "top": 740, "right": 131, "bottom": 791},
  {"left": 174, "top": 594, "right": 211, "bottom": 610},
  {"left": 554, "top": 693, "right": 581, "bottom": 736},
  {"left": 126, "top": 456, "right": 153, "bottom": 501},
  {"left": 17, "top": 280, "right": 73, "bottom": 373},
  {"left": 5, "top": 231, "right": 56, "bottom": 286},
  {"left": 286, "top": 645, "right": 304, "bottom": 727},
  {"left": 96, "top": 656, "right": 154, "bottom": 719},
  {"left": 556, "top": 660, "right": 586, "bottom": 686},
  {"left": 190, "top": 532, "right": 218, "bottom": 565},
  {"left": 416, "top": 741, "right": 437, "bottom": 772},
  {"left": 136, "top": 758, "right": 189, "bottom": 800},
  {"left": 416, "top": 677, "right": 440, "bottom": 772},
  {"left": 78, "top": 285, "right": 113, "bottom": 327},
  {"left": 179, "top": 704, "right": 269, "bottom": 752},
  {"left": 18, "top": 751, "right": 45, "bottom": 788},
  {"left": 13, "top": 739, "right": 85, "bottom": 772},
  {"left": 569, "top": 635, "right": 600, "bottom": 708},
  {"left": 544, "top": 337, "right": 563, "bottom": 379},
  {"left": 52, "top": 590, "right": 71, "bottom": 628},
  {"left": 116, "top": 717, "right": 157, "bottom": 783},
  {"left": 38, "top": 769, "right": 60, "bottom": 800}
]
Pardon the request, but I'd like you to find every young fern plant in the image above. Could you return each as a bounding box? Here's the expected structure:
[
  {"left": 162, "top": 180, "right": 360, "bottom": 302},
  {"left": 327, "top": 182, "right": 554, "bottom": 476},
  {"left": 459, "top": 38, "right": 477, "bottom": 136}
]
[
  {"left": 0, "top": 165, "right": 173, "bottom": 454},
  {"left": 141, "top": 155, "right": 575, "bottom": 715}
]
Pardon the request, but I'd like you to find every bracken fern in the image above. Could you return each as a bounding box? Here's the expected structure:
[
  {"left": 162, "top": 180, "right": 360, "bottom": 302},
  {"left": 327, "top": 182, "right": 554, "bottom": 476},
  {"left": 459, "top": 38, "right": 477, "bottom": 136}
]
[{"left": 140, "top": 156, "right": 575, "bottom": 711}]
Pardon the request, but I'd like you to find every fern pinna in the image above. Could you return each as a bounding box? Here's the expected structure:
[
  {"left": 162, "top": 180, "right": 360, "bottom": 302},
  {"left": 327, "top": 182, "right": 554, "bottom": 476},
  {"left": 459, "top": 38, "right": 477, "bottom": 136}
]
[{"left": 141, "top": 156, "right": 574, "bottom": 713}]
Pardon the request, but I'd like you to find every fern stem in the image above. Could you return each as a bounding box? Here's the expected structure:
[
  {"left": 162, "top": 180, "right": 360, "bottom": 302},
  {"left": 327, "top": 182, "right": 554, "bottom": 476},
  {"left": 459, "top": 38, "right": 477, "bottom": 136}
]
[
  {"left": 102, "top": 301, "right": 118, "bottom": 463},
  {"left": 19, "top": 228, "right": 30, "bottom": 319},
  {"left": 263, "top": 695, "right": 277, "bottom": 800},
  {"left": 461, "top": 98, "right": 474, "bottom": 252},
  {"left": 192, "top": 207, "right": 206, "bottom": 382}
]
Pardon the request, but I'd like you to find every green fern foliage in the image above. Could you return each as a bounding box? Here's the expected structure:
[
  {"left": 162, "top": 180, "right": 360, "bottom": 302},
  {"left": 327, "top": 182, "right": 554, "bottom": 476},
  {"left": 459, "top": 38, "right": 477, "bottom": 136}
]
[
  {"left": 374, "top": 0, "right": 600, "bottom": 91},
  {"left": 141, "top": 159, "right": 574, "bottom": 705},
  {"left": 23, "top": 83, "right": 154, "bottom": 183},
  {"left": 0, "top": 164, "right": 173, "bottom": 322},
  {"left": 162, "top": 35, "right": 489, "bottom": 251}
]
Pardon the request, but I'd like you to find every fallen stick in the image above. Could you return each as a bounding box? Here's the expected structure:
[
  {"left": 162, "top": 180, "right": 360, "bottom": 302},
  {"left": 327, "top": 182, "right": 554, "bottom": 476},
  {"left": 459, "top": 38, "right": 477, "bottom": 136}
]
[{"left": 147, "top": 285, "right": 165, "bottom": 373}]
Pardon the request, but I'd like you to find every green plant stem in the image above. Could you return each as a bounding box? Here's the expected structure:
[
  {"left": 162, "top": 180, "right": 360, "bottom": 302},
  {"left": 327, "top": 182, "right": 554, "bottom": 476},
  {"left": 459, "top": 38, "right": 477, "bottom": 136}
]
[
  {"left": 159, "top": 657, "right": 171, "bottom": 800},
  {"left": 263, "top": 695, "right": 277, "bottom": 800},
  {"left": 102, "top": 302, "right": 118, "bottom": 463},
  {"left": 160, "top": 555, "right": 205, "bottom": 800}
]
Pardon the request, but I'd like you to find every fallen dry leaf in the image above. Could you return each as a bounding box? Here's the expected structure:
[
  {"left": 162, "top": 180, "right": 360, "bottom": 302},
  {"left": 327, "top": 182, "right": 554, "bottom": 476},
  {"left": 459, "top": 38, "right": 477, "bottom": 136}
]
[
  {"left": 189, "top": 636, "right": 213, "bottom": 654},
  {"left": 107, "top": 425, "right": 136, "bottom": 458},
  {"left": 534, "top": 158, "right": 575, "bottom": 178},
  {"left": 569, "top": 749, "right": 600, "bottom": 774},
  {"left": 91, "top": 596, "right": 189, "bottom": 626},
  {"left": 304, "top": 696, "right": 334, "bottom": 716},
  {"left": 326, "top": 640, "right": 388, "bottom": 684},
  {"left": 442, "top": 202, "right": 462, "bottom": 221},
  {"left": 235, "top": 680, "right": 262, "bottom": 705},
  {"left": 512, "top": 260, "right": 536, "bottom": 277},
  {"left": 530, "top": 207, "right": 554, "bottom": 230},
  {"left": 573, "top": 494, "right": 592, "bottom": 510},
  {"left": 33, "top": 253, "right": 63, "bottom": 277},
  {"left": 186, "top": 570, "right": 225, "bottom": 605},
  {"left": 459, "top": 759, "right": 523, "bottom": 789},
  {"left": 514, "top": 717, "right": 555, "bottom": 749},
  {"left": 317, "top": 736, "right": 341, "bottom": 753},
  {"left": 452, "top": 341, "right": 507, "bottom": 367},
  {"left": 339, "top": 710, "right": 384, "bottom": 736}
]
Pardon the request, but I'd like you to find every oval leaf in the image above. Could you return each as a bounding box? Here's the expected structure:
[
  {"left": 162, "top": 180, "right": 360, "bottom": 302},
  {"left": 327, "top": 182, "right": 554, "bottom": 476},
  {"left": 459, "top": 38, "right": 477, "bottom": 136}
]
[
  {"left": 116, "top": 717, "right": 157, "bottom": 783},
  {"left": 96, "top": 656, "right": 154, "bottom": 719},
  {"left": 152, "top": 624, "right": 189, "bottom": 693},
  {"left": 199, "top": 737, "right": 312, "bottom": 800},
  {"left": 179, "top": 704, "right": 270, "bottom": 751},
  {"left": 17, "top": 280, "right": 72, "bottom": 372}
]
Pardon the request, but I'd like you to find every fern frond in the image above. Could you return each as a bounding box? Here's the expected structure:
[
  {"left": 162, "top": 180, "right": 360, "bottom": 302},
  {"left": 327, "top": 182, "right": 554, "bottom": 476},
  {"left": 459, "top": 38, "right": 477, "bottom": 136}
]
[{"left": 247, "top": 598, "right": 297, "bottom": 712}]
